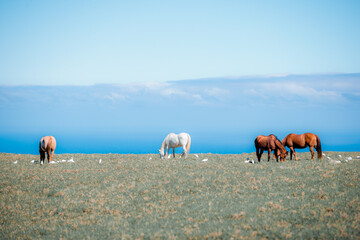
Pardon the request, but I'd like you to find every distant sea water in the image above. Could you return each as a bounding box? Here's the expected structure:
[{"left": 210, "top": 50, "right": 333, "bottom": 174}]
[{"left": 0, "top": 132, "right": 359, "bottom": 155}]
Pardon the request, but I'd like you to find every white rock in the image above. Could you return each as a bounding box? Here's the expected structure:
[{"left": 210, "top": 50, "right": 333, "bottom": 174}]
[
  {"left": 202, "top": 159, "right": 208, "bottom": 162},
  {"left": 327, "top": 156, "right": 331, "bottom": 160},
  {"left": 338, "top": 155, "right": 342, "bottom": 158},
  {"left": 322, "top": 153, "right": 326, "bottom": 156},
  {"left": 99, "top": 159, "right": 102, "bottom": 164},
  {"left": 194, "top": 154, "right": 199, "bottom": 158},
  {"left": 30, "top": 160, "right": 35, "bottom": 163},
  {"left": 335, "top": 160, "right": 341, "bottom": 164},
  {"left": 61, "top": 159, "right": 67, "bottom": 162},
  {"left": 357, "top": 156, "right": 360, "bottom": 159},
  {"left": 347, "top": 157, "right": 352, "bottom": 160},
  {"left": 13, "top": 161, "right": 17, "bottom": 164},
  {"left": 50, "top": 161, "right": 57, "bottom": 164},
  {"left": 167, "top": 155, "right": 171, "bottom": 159},
  {"left": 149, "top": 157, "right": 152, "bottom": 160}
]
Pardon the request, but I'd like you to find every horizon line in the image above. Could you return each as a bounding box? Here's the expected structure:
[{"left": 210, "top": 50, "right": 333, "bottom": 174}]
[{"left": 1, "top": 72, "right": 359, "bottom": 87}]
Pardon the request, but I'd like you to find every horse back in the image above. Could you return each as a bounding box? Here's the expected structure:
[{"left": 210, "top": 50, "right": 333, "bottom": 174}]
[
  {"left": 178, "top": 133, "right": 190, "bottom": 147},
  {"left": 255, "top": 135, "right": 271, "bottom": 149}
]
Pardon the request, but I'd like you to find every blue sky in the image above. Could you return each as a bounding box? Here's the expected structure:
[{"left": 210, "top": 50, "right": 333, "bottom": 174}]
[
  {"left": 0, "top": 1, "right": 359, "bottom": 154},
  {"left": 0, "top": 1, "right": 360, "bottom": 85}
]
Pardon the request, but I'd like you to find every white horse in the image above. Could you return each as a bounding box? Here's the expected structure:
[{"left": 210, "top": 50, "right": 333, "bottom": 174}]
[{"left": 159, "top": 133, "right": 191, "bottom": 159}]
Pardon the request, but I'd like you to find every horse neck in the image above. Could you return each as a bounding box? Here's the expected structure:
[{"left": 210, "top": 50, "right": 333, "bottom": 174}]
[
  {"left": 275, "top": 139, "right": 286, "bottom": 152},
  {"left": 160, "top": 139, "right": 167, "bottom": 154}
]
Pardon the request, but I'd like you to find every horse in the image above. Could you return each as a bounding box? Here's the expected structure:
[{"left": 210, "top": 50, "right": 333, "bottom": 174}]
[
  {"left": 159, "top": 133, "right": 191, "bottom": 159},
  {"left": 281, "top": 133, "right": 322, "bottom": 160},
  {"left": 255, "top": 134, "right": 288, "bottom": 162},
  {"left": 39, "top": 136, "right": 56, "bottom": 164}
]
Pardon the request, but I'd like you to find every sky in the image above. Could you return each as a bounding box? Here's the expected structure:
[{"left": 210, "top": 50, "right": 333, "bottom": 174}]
[
  {"left": 0, "top": 1, "right": 359, "bottom": 154},
  {"left": 0, "top": 1, "right": 360, "bottom": 85}
]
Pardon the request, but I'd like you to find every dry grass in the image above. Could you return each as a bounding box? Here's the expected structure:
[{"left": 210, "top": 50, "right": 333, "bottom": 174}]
[{"left": 0, "top": 151, "right": 359, "bottom": 239}]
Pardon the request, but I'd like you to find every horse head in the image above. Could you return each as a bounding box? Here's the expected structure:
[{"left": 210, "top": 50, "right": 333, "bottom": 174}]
[
  {"left": 159, "top": 149, "right": 165, "bottom": 159},
  {"left": 279, "top": 150, "right": 289, "bottom": 162}
]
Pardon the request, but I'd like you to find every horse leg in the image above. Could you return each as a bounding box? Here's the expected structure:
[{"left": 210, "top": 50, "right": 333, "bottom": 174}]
[
  {"left": 50, "top": 149, "right": 54, "bottom": 162},
  {"left": 291, "top": 147, "right": 298, "bottom": 161},
  {"left": 46, "top": 150, "right": 51, "bottom": 163},
  {"left": 272, "top": 150, "right": 277, "bottom": 160},
  {"left": 309, "top": 146, "right": 315, "bottom": 160},
  {"left": 268, "top": 149, "right": 272, "bottom": 161},
  {"left": 290, "top": 149, "right": 293, "bottom": 160},
  {"left": 274, "top": 149, "right": 279, "bottom": 162},
  {"left": 256, "top": 147, "right": 260, "bottom": 162},
  {"left": 40, "top": 150, "right": 45, "bottom": 165},
  {"left": 173, "top": 148, "right": 176, "bottom": 158},
  {"left": 182, "top": 145, "right": 187, "bottom": 158},
  {"left": 165, "top": 148, "right": 170, "bottom": 158}
]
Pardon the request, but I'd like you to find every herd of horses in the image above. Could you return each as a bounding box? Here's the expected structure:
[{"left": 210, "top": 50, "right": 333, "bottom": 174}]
[
  {"left": 254, "top": 132, "right": 322, "bottom": 162},
  {"left": 38, "top": 132, "right": 322, "bottom": 164}
]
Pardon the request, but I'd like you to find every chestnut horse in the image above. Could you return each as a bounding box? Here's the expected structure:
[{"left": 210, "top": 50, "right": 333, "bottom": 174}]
[
  {"left": 39, "top": 136, "right": 56, "bottom": 164},
  {"left": 255, "top": 134, "right": 288, "bottom": 162},
  {"left": 281, "top": 133, "right": 322, "bottom": 160}
]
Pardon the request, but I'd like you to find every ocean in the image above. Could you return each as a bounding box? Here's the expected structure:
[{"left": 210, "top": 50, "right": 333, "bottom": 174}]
[{"left": 1, "top": 132, "right": 359, "bottom": 155}]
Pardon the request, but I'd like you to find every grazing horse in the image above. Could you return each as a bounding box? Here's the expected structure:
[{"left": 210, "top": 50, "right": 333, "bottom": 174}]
[
  {"left": 255, "top": 134, "right": 288, "bottom": 162},
  {"left": 39, "top": 136, "right": 56, "bottom": 164},
  {"left": 159, "top": 133, "right": 191, "bottom": 159},
  {"left": 281, "top": 133, "right": 322, "bottom": 160}
]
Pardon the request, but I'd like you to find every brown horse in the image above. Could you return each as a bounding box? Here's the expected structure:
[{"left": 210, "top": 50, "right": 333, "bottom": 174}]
[
  {"left": 39, "top": 136, "right": 56, "bottom": 164},
  {"left": 281, "top": 133, "right": 322, "bottom": 160},
  {"left": 255, "top": 134, "right": 288, "bottom": 162}
]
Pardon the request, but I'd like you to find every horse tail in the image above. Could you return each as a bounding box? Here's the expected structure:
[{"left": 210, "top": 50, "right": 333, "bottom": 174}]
[
  {"left": 316, "top": 135, "right": 322, "bottom": 159},
  {"left": 186, "top": 134, "right": 191, "bottom": 153},
  {"left": 254, "top": 137, "right": 259, "bottom": 153},
  {"left": 40, "top": 138, "right": 46, "bottom": 151}
]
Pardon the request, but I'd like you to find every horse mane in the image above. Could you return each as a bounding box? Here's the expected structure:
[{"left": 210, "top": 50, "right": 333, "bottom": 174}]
[
  {"left": 272, "top": 135, "right": 286, "bottom": 151},
  {"left": 160, "top": 139, "right": 166, "bottom": 152}
]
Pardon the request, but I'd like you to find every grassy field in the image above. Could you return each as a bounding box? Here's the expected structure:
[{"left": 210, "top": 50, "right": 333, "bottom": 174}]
[{"left": 0, "top": 151, "right": 359, "bottom": 239}]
